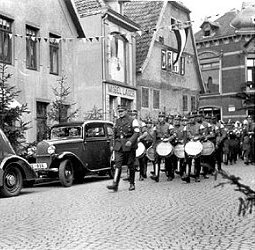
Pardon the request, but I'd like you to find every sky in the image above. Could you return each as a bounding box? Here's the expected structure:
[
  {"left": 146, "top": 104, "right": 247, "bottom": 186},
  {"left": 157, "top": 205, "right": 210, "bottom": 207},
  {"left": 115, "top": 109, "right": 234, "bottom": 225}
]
[{"left": 180, "top": 0, "right": 246, "bottom": 32}]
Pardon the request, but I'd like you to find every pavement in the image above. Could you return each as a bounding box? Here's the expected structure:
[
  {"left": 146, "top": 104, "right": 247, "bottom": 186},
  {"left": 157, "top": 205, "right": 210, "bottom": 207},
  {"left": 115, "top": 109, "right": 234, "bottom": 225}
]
[{"left": 0, "top": 159, "right": 255, "bottom": 250}]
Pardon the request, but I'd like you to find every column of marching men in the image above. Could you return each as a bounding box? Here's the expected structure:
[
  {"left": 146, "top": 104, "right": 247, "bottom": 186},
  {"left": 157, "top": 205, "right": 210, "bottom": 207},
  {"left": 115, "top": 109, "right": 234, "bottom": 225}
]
[{"left": 107, "top": 106, "right": 255, "bottom": 192}]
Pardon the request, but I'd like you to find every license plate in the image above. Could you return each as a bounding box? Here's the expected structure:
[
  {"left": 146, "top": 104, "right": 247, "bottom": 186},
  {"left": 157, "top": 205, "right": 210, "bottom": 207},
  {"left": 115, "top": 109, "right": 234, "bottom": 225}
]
[{"left": 31, "top": 163, "right": 48, "bottom": 170}]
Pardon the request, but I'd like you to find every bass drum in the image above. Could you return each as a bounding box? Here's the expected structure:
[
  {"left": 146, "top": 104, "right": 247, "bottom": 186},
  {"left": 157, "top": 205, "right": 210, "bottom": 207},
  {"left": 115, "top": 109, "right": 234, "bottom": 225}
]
[
  {"left": 174, "top": 143, "right": 185, "bottom": 159},
  {"left": 156, "top": 141, "right": 173, "bottom": 158},
  {"left": 184, "top": 140, "right": 203, "bottom": 158},
  {"left": 146, "top": 146, "right": 155, "bottom": 161},
  {"left": 136, "top": 142, "right": 146, "bottom": 158},
  {"left": 201, "top": 140, "right": 215, "bottom": 156}
]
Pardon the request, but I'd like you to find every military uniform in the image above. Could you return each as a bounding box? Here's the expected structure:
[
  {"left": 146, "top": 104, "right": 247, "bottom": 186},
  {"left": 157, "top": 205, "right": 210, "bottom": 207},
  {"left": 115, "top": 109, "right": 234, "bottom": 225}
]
[
  {"left": 151, "top": 112, "right": 171, "bottom": 182},
  {"left": 171, "top": 115, "right": 186, "bottom": 178},
  {"left": 107, "top": 105, "right": 139, "bottom": 191},
  {"left": 182, "top": 112, "right": 204, "bottom": 183}
]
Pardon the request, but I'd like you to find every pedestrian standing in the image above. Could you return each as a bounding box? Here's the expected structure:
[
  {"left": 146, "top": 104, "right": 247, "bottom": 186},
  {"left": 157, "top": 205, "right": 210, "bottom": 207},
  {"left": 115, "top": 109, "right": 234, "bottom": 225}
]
[{"left": 106, "top": 105, "right": 140, "bottom": 191}]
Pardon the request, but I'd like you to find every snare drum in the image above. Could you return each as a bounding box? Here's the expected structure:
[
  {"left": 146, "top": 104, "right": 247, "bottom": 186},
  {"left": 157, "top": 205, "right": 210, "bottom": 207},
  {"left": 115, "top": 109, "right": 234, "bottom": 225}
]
[
  {"left": 174, "top": 144, "right": 185, "bottom": 159},
  {"left": 146, "top": 146, "right": 155, "bottom": 161},
  {"left": 156, "top": 141, "right": 173, "bottom": 157},
  {"left": 184, "top": 140, "right": 203, "bottom": 157},
  {"left": 201, "top": 140, "right": 215, "bottom": 156},
  {"left": 136, "top": 142, "right": 146, "bottom": 158}
]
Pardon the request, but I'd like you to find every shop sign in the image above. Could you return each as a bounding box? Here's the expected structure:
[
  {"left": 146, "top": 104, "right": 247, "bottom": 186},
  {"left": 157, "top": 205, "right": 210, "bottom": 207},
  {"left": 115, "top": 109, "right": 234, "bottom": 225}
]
[{"left": 107, "top": 84, "right": 135, "bottom": 98}]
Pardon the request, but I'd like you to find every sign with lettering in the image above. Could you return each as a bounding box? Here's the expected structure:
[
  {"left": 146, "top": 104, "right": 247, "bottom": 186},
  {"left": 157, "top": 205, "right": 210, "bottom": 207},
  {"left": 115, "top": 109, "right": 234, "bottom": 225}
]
[{"left": 107, "top": 84, "right": 135, "bottom": 98}]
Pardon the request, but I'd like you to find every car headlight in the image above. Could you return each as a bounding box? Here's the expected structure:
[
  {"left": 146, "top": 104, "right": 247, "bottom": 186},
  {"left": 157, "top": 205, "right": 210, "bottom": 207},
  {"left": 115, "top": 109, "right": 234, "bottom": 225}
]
[{"left": 47, "top": 145, "right": 56, "bottom": 155}]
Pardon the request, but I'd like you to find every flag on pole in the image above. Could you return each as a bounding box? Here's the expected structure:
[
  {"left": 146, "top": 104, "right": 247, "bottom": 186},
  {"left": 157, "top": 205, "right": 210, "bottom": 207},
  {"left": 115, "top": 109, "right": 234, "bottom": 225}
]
[{"left": 173, "top": 27, "right": 189, "bottom": 65}]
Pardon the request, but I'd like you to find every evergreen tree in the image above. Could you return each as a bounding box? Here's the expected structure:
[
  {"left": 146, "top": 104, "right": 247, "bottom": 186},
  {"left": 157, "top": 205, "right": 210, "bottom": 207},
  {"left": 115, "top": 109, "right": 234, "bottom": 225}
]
[
  {"left": 0, "top": 63, "right": 30, "bottom": 154},
  {"left": 48, "top": 75, "right": 79, "bottom": 124}
]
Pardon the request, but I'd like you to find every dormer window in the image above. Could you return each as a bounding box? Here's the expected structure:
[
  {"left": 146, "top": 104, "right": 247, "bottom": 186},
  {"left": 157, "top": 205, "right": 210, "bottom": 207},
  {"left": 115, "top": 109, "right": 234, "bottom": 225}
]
[
  {"left": 203, "top": 24, "right": 211, "bottom": 37},
  {"left": 204, "top": 29, "right": 211, "bottom": 37},
  {"left": 201, "top": 21, "right": 219, "bottom": 37}
]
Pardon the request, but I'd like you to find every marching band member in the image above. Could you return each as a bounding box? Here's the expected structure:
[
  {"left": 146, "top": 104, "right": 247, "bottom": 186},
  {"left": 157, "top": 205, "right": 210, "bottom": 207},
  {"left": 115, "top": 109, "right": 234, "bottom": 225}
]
[
  {"left": 130, "top": 110, "right": 146, "bottom": 180},
  {"left": 137, "top": 118, "right": 156, "bottom": 180},
  {"left": 171, "top": 115, "right": 186, "bottom": 178},
  {"left": 150, "top": 112, "right": 171, "bottom": 182},
  {"left": 182, "top": 111, "right": 204, "bottom": 183},
  {"left": 106, "top": 105, "right": 140, "bottom": 192}
]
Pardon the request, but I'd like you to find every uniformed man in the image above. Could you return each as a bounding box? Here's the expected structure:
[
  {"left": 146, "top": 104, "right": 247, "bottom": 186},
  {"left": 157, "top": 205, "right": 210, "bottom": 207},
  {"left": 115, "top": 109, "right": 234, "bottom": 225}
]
[
  {"left": 137, "top": 117, "right": 155, "bottom": 180},
  {"left": 182, "top": 111, "right": 204, "bottom": 183},
  {"left": 130, "top": 109, "right": 147, "bottom": 181},
  {"left": 151, "top": 112, "right": 172, "bottom": 182},
  {"left": 171, "top": 115, "right": 186, "bottom": 178},
  {"left": 106, "top": 105, "right": 140, "bottom": 191}
]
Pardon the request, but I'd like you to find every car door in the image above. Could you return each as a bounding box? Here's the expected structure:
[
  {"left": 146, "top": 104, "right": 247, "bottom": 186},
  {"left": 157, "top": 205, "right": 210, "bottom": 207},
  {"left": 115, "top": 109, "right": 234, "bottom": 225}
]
[{"left": 83, "top": 122, "right": 111, "bottom": 171}]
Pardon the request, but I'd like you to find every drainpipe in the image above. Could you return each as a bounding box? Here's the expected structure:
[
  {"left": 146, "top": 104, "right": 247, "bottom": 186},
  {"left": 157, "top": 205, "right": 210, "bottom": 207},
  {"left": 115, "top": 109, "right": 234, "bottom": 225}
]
[{"left": 102, "top": 13, "right": 108, "bottom": 120}]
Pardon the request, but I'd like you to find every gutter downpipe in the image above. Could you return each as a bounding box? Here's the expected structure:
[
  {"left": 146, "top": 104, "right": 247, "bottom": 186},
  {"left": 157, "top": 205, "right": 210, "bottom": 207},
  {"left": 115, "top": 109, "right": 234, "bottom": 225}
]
[{"left": 102, "top": 13, "right": 108, "bottom": 120}]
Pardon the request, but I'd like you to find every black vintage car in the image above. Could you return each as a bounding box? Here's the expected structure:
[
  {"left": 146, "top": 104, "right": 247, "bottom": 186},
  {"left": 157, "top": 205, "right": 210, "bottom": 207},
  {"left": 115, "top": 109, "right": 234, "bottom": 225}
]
[
  {"left": 32, "top": 120, "right": 114, "bottom": 187},
  {"left": 0, "top": 128, "right": 37, "bottom": 197}
]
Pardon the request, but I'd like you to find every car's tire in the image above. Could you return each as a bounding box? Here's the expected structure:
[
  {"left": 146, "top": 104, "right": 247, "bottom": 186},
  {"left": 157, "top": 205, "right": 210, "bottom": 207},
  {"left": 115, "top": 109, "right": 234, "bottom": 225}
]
[
  {"left": 59, "top": 159, "right": 74, "bottom": 187},
  {"left": 0, "top": 163, "right": 23, "bottom": 197}
]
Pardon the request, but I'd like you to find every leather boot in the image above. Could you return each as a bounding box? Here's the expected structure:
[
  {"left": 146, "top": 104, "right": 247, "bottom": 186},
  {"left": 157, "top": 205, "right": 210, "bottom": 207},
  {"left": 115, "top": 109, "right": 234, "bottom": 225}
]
[
  {"left": 129, "top": 184, "right": 135, "bottom": 191},
  {"left": 150, "top": 164, "right": 159, "bottom": 182},
  {"left": 107, "top": 168, "right": 121, "bottom": 191}
]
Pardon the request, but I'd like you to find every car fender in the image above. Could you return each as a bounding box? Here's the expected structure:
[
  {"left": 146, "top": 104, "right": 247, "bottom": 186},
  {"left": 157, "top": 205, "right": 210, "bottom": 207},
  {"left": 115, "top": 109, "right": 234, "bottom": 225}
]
[
  {"left": 57, "top": 152, "right": 87, "bottom": 170},
  {"left": 0, "top": 155, "right": 37, "bottom": 187}
]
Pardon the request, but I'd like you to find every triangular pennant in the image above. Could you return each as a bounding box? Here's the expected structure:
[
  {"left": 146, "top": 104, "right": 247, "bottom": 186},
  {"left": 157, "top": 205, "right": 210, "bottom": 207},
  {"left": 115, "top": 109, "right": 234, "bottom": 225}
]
[
  {"left": 37, "top": 37, "right": 41, "bottom": 42},
  {"left": 173, "top": 27, "right": 189, "bottom": 65},
  {"left": 137, "top": 30, "right": 142, "bottom": 36},
  {"left": 8, "top": 33, "right": 13, "bottom": 39},
  {"left": 95, "top": 37, "right": 100, "bottom": 42},
  {"left": 31, "top": 36, "right": 36, "bottom": 41},
  {"left": 89, "top": 37, "right": 93, "bottom": 42},
  {"left": 44, "top": 37, "right": 48, "bottom": 42},
  {"left": 145, "top": 29, "right": 149, "bottom": 34}
]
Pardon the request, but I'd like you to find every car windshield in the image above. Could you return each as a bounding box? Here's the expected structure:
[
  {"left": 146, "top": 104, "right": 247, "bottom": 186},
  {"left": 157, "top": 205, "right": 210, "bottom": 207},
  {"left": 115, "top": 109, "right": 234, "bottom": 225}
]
[
  {"left": 0, "top": 129, "right": 15, "bottom": 160},
  {"left": 50, "top": 126, "right": 82, "bottom": 139}
]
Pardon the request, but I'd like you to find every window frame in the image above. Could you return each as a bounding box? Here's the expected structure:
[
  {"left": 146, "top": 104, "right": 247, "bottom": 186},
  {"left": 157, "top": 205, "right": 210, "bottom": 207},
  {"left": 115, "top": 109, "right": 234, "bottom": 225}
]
[
  {"left": 153, "top": 89, "right": 160, "bottom": 110},
  {"left": 180, "top": 56, "right": 185, "bottom": 75},
  {"left": 141, "top": 87, "right": 149, "bottom": 108},
  {"left": 191, "top": 96, "right": 196, "bottom": 111},
  {"left": 26, "top": 25, "right": 38, "bottom": 70},
  {"left": 167, "top": 51, "right": 172, "bottom": 71},
  {"left": 36, "top": 101, "right": 49, "bottom": 141},
  {"left": 161, "top": 49, "right": 166, "bottom": 70},
  {"left": 49, "top": 33, "right": 60, "bottom": 75},
  {"left": 0, "top": 16, "right": 12, "bottom": 64},
  {"left": 183, "top": 95, "right": 188, "bottom": 112}
]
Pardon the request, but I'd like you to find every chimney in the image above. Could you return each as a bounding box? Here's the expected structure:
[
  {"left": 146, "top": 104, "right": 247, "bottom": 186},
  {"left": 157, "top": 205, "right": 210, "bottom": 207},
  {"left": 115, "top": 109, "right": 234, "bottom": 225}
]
[{"left": 105, "top": 0, "right": 130, "bottom": 15}]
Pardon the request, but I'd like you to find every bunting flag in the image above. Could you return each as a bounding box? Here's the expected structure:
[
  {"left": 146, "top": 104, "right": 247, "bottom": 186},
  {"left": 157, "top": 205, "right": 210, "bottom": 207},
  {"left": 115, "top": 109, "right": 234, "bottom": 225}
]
[
  {"left": 6, "top": 21, "right": 193, "bottom": 44},
  {"left": 173, "top": 27, "right": 189, "bottom": 65}
]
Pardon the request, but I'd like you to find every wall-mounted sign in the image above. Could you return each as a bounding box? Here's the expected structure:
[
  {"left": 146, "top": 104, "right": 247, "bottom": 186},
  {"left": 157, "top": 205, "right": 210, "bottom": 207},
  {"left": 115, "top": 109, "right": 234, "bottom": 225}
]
[{"left": 107, "top": 84, "right": 135, "bottom": 98}]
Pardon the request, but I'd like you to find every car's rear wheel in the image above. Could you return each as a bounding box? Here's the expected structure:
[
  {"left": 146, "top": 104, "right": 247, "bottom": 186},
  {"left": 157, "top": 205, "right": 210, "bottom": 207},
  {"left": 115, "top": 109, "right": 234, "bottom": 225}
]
[
  {"left": 59, "top": 159, "right": 74, "bottom": 187},
  {"left": 0, "top": 163, "right": 23, "bottom": 197}
]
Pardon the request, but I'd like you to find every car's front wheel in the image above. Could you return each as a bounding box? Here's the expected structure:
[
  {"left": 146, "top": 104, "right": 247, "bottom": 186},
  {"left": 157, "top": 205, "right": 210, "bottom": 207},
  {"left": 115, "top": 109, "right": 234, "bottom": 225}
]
[
  {"left": 0, "top": 163, "right": 23, "bottom": 197},
  {"left": 59, "top": 159, "right": 74, "bottom": 187}
]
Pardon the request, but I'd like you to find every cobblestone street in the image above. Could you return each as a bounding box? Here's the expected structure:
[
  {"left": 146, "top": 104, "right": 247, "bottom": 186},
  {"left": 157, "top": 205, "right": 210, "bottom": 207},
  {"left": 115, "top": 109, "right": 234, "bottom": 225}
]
[{"left": 0, "top": 160, "right": 255, "bottom": 250}]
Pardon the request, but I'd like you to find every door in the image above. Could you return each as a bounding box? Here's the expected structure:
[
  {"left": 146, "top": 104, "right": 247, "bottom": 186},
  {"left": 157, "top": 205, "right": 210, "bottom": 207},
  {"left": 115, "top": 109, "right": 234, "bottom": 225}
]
[{"left": 83, "top": 122, "right": 111, "bottom": 171}]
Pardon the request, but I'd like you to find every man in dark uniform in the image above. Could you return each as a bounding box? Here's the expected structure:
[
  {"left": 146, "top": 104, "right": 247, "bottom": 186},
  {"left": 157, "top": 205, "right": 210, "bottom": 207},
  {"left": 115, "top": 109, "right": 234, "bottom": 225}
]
[{"left": 107, "top": 105, "right": 140, "bottom": 191}]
